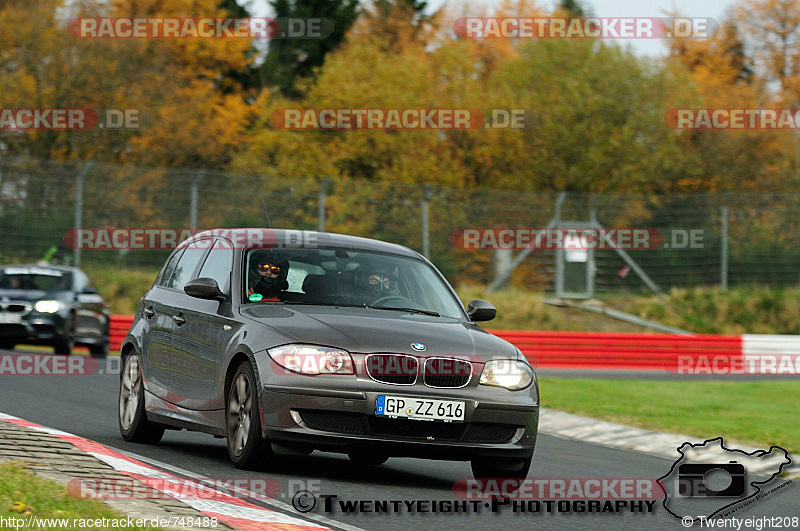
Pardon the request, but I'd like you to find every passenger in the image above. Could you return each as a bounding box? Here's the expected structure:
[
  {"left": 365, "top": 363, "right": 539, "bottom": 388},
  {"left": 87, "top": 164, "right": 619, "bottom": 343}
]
[{"left": 248, "top": 258, "right": 289, "bottom": 302}]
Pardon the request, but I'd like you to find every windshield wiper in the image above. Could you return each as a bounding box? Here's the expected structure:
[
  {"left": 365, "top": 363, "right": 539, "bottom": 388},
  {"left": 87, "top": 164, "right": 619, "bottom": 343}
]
[
  {"left": 274, "top": 300, "right": 440, "bottom": 316},
  {"left": 280, "top": 301, "right": 367, "bottom": 309},
  {"left": 368, "top": 306, "right": 440, "bottom": 317}
]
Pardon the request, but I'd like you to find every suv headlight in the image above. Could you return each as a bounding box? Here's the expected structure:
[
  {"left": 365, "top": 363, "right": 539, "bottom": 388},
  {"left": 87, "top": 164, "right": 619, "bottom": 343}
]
[
  {"left": 480, "top": 359, "right": 534, "bottom": 390},
  {"left": 34, "top": 300, "right": 60, "bottom": 313},
  {"left": 268, "top": 344, "right": 354, "bottom": 375}
]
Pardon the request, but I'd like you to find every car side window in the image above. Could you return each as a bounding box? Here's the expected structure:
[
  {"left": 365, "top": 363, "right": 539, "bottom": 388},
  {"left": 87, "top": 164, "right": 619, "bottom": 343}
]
[
  {"left": 157, "top": 249, "right": 184, "bottom": 287},
  {"left": 197, "top": 240, "right": 233, "bottom": 293},
  {"left": 165, "top": 245, "right": 208, "bottom": 290}
]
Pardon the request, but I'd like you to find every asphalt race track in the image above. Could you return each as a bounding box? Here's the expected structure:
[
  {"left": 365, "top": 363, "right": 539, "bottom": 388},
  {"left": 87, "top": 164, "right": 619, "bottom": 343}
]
[{"left": 1, "top": 348, "right": 798, "bottom": 531}]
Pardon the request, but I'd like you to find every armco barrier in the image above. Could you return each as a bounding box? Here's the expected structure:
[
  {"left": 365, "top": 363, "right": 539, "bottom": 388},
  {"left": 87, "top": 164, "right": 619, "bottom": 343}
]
[
  {"left": 111, "top": 316, "right": 800, "bottom": 373},
  {"left": 492, "top": 330, "right": 743, "bottom": 371},
  {"left": 110, "top": 315, "right": 134, "bottom": 353},
  {"left": 110, "top": 315, "right": 744, "bottom": 371}
]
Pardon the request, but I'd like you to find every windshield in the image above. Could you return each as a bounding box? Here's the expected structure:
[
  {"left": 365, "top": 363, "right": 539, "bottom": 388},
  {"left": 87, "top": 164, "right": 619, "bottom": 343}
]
[
  {"left": 245, "top": 248, "right": 464, "bottom": 319},
  {"left": 0, "top": 267, "right": 72, "bottom": 291}
]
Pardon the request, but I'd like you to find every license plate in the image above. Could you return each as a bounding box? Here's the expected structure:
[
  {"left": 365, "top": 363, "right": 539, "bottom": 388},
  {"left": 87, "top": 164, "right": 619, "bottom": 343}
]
[
  {"left": 0, "top": 314, "right": 21, "bottom": 324},
  {"left": 375, "top": 395, "right": 465, "bottom": 422}
]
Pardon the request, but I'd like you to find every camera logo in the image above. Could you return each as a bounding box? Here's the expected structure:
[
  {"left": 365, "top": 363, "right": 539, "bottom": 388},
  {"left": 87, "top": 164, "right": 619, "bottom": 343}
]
[
  {"left": 658, "top": 437, "right": 792, "bottom": 524},
  {"left": 677, "top": 462, "right": 745, "bottom": 497}
]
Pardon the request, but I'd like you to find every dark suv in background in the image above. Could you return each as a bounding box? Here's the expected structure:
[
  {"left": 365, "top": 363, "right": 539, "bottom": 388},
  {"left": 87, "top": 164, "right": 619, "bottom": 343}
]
[{"left": 0, "top": 265, "right": 110, "bottom": 356}]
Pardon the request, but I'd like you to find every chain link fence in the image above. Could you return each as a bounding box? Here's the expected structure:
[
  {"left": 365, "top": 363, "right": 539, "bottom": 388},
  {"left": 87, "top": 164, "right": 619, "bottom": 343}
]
[{"left": 1, "top": 158, "right": 798, "bottom": 294}]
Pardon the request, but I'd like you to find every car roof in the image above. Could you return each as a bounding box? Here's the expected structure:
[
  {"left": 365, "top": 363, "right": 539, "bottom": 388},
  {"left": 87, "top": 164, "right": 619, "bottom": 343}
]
[
  {"left": 1, "top": 264, "right": 82, "bottom": 274},
  {"left": 192, "top": 229, "right": 423, "bottom": 259}
]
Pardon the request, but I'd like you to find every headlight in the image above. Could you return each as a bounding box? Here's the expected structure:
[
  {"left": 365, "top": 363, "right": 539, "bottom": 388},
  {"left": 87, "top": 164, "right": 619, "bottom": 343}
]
[
  {"left": 480, "top": 359, "right": 534, "bottom": 390},
  {"left": 268, "top": 344, "right": 354, "bottom": 375},
  {"left": 34, "top": 300, "right": 60, "bottom": 313}
]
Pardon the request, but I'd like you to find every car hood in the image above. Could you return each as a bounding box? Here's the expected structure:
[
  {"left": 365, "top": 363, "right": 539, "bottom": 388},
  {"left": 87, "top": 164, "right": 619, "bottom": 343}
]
[{"left": 240, "top": 305, "right": 519, "bottom": 361}]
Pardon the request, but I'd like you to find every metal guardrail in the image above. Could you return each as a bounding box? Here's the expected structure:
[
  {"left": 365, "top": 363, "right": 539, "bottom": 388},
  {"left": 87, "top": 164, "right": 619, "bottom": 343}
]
[
  {"left": 110, "top": 315, "right": 775, "bottom": 373},
  {"left": 496, "top": 330, "right": 743, "bottom": 370}
]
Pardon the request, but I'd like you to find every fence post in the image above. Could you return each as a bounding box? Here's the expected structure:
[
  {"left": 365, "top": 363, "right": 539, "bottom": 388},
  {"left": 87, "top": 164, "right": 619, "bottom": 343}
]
[
  {"left": 721, "top": 198, "right": 729, "bottom": 291},
  {"left": 318, "top": 178, "right": 331, "bottom": 232},
  {"left": 73, "top": 161, "right": 94, "bottom": 267},
  {"left": 190, "top": 169, "right": 205, "bottom": 232},
  {"left": 493, "top": 249, "right": 512, "bottom": 289},
  {"left": 488, "top": 192, "right": 566, "bottom": 293},
  {"left": 421, "top": 185, "right": 432, "bottom": 258}
]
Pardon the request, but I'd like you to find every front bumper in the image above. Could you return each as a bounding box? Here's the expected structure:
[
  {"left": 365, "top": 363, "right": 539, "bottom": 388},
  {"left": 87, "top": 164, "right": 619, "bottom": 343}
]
[
  {"left": 258, "top": 383, "right": 539, "bottom": 461},
  {"left": 0, "top": 313, "right": 68, "bottom": 343}
]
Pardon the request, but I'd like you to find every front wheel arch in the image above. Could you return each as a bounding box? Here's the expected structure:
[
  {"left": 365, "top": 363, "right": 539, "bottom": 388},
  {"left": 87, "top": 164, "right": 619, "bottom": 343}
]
[
  {"left": 224, "top": 351, "right": 258, "bottom": 408},
  {"left": 119, "top": 343, "right": 136, "bottom": 378}
]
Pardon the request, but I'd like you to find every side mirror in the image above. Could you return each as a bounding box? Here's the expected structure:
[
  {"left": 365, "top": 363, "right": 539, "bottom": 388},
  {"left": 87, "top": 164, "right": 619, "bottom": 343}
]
[
  {"left": 467, "top": 299, "right": 497, "bottom": 322},
  {"left": 184, "top": 277, "right": 225, "bottom": 301},
  {"left": 82, "top": 287, "right": 98, "bottom": 294}
]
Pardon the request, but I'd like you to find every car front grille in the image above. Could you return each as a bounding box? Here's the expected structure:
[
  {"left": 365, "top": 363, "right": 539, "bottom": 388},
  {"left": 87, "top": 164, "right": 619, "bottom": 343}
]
[
  {"left": 0, "top": 302, "right": 30, "bottom": 314},
  {"left": 297, "top": 410, "right": 520, "bottom": 444},
  {"left": 365, "top": 354, "right": 418, "bottom": 385},
  {"left": 423, "top": 358, "right": 472, "bottom": 388}
]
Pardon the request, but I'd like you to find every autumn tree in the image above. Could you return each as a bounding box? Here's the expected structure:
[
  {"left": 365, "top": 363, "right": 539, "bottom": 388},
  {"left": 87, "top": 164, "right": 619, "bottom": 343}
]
[
  {"left": 236, "top": 0, "right": 705, "bottom": 195},
  {"left": 735, "top": 0, "right": 800, "bottom": 95},
  {"left": 260, "top": 0, "right": 360, "bottom": 98},
  {"left": 666, "top": 13, "right": 789, "bottom": 190},
  {"left": 732, "top": 0, "right": 800, "bottom": 184},
  {"left": 0, "top": 0, "right": 255, "bottom": 167},
  {"left": 351, "top": 0, "right": 441, "bottom": 52}
]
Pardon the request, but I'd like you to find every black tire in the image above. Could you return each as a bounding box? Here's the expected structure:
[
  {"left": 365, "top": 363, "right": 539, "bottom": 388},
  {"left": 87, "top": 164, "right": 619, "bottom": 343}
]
[
  {"left": 52, "top": 334, "right": 73, "bottom": 355},
  {"left": 119, "top": 354, "right": 165, "bottom": 444},
  {"left": 226, "top": 362, "right": 271, "bottom": 470},
  {"left": 471, "top": 456, "right": 532, "bottom": 480},
  {"left": 347, "top": 451, "right": 389, "bottom": 466},
  {"left": 88, "top": 341, "right": 109, "bottom": 358},
  {"left": 0, "top": 340, "right": 15, "bottom": 351}
]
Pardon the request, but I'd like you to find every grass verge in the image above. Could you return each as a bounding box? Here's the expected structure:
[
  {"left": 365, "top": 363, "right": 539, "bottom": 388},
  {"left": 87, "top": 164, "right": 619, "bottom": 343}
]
[
  {"left": 539, "top": 378, "right": 800, "bottom": 454},
  {"left": 82, "top": 266, "right": 158, "bottom": 315},
  {"left": 0, "top": 462, "right": 159, "bottom": 529}
]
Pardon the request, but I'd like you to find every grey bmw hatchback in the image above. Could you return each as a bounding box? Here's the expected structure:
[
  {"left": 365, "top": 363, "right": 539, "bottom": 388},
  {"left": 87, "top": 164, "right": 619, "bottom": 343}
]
[{"left": 119, "top": 229, "right": 539, "bottom": 478}]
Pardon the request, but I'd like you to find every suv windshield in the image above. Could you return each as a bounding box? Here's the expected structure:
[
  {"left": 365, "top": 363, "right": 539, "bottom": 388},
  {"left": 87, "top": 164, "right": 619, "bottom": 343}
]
[
  {"left": 0, "top": 267, "right": 72, "bottom": 291},
  {"left": 245, "top": 248, "right": 464, "bottom": 319}
]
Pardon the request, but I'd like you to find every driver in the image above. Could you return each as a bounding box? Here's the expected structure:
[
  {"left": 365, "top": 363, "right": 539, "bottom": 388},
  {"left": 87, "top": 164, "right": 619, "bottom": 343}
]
[
  {"left": 248, "top": 257, "right": 289, "bottom": 302},
  {"left": 360, "top": 263, "right": 400, "bottom": 303}
]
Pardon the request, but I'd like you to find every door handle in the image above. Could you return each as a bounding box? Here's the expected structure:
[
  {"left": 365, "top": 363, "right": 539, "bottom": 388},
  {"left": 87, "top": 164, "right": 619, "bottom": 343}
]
[
  {"left": 143, "top": 307, "right": 155, "bottom": 318},
  {"left": 172, "top": 313, "right": 186, "bottom": 326}
]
